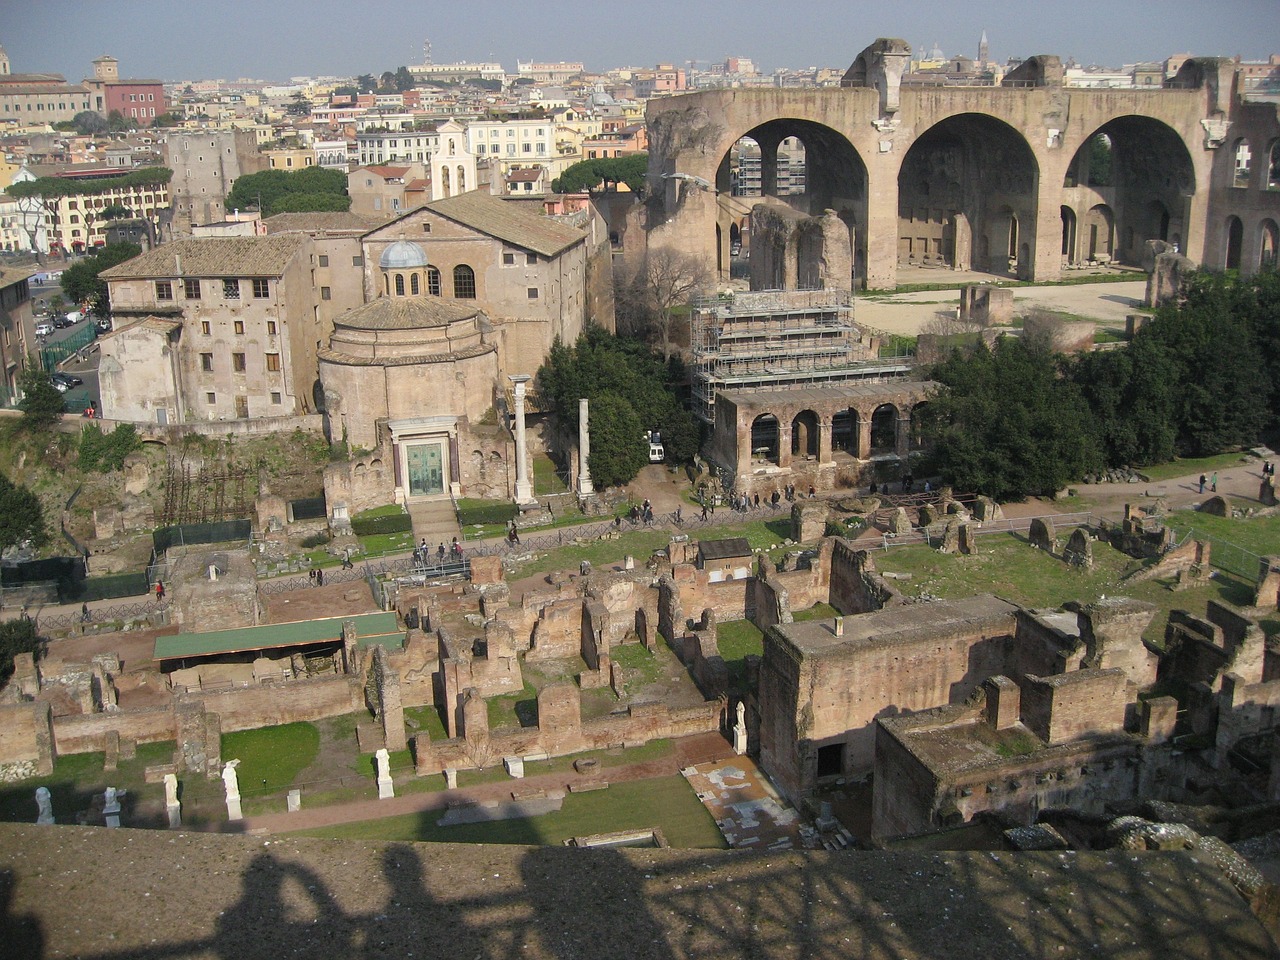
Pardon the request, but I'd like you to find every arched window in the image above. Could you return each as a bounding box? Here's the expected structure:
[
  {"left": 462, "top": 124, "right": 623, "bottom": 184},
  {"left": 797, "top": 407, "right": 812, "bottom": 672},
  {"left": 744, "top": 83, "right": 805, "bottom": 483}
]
[
  {"left": 426, "top": 266, "right": 441, "bottom": 296},
  {"left": 410, "top": 273, "right": 420, "bottom": 295},
  {"left": 1234, "top": 139, "right": 1252, "bottom": 188},
  {"left": 394, "top": 273, "right": 405, "bottom": 296},
  {"left": 457, "top": 166, "right": 465, "bottom": 192},
  {"left": 441, "top": 166, "right": 450, "bottom": 198},
  {"left": 1225, "top": 216, "right": 1243, "bottom": 270},
  {"left": 453, "top": 264, "right": 476, "bottom": 299},
  {"left": 1269, "top": 140, "right": 1280, "bottom": 190},
  {"left": 448, "top": 138, "right": 455, "bottom": 156}
]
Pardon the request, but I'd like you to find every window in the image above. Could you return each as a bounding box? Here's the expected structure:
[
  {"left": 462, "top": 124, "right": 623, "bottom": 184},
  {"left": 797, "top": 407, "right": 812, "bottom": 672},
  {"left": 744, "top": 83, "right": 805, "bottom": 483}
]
[
  {"left": 527, "top": 287, "right": 539, "bottom": 300},
  {"left": 266, "top": 353, "right": 281, "bottom": 372},
  {"left": 410, "top": 274, "right": 420, "bottom": 295},
  {"left": 526, "top": 253, "right": 537, "bottom": 265},
  {"left": 426, "top": 266, "right": 441, "bottom": 296},
  {"left": 321, "top": 286, "right": 331, "bottom": 300},
  {"left": 394, "top": 273, "right": 405, "bottom": 296},
  {"left": 421, "top": 224, "right": 430, "bottom": 234},
  {"left": 223, "top": 278, "right": 240, "bottom": 299},
  {"left": 253, "top": 278, "right": 270, "bottom": 298},
  {"left": 200, "top": 353, "right": 213, "bottom": 371},
  {"left": 353, "top": 255, "right": 364, "bottom": 266},
  {"left": 155, "top": 280, "right": 173, "bottom": 301},
  {"left": 201, "top": 320, "right": 211, "bottom": 335},
  {"left": 453, "top": 264, "right": 476, "bottom": 299},
  {"left": 184, "top": 278, "right": 201, "bottom": 299},
  {"left": 234, "top": 320, "right": 245, "bottom": 335},
  {"left": 1270, "top": 141, "right": 1280, "bottom": 190},
  {"left": 1234, "top": 139, "right": 1253, "bottom": 188},
  {"left": 206, "top": 392, "right": 216, "bottom": 405},
  {"left": 271, "top": 391, "right": 282, "bottom": 405},
  {"left": 232, "top": 352, "right": 246, "bottom": 372},
  {"left": 503, "top": 252, "right": 516, "bottom": 265},
  {"left": 318, "top": 255, "right": 329, "bottom": 267},
  {"left": 267, "top": 320, "right": 277, "bottom": 335}
]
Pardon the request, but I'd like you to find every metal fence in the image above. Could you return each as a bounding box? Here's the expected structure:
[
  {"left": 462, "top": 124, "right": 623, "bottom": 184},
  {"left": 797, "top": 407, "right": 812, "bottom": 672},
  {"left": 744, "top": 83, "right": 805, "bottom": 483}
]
[
  {"left": 25, "top": 598, "right": 162, "bottom": 632},
  {"left": 40, "top": 323, "right": 97, "bottom": 371},
  {"left": 153, "top": 519, "right": 253, "bottom": 554},
  {"left": 1165, "top": 526, "right": 1266, "bottom": 582}
]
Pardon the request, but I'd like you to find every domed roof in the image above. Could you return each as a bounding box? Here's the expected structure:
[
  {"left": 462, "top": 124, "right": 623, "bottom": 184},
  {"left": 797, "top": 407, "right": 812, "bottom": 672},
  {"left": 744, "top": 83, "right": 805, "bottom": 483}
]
[{"left": 379, "top": 239, "right": 428, "bottom": 269}]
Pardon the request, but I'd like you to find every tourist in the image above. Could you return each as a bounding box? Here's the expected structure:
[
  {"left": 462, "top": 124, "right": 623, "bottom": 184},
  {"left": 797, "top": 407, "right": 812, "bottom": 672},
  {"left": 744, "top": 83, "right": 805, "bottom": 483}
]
[
  {"left": 451, "top": 538, "right": 463, "bottom": 559},
  {"left": 81, "top": 603, "right": 91, "bottom": 623},
  {"left": 771, "top": 490, "right": 780, "bottom": 509},
  {"left": 1199, "top": 474, "right": 1206, "bottom": 494},
  {"left": 808, "top": 486, "right": 815, "bottom": 499},
  {"left": 154, "top": 581, "right": 165, "bottom": 602},
  {"left": 309, "top": 568, "right": 317, "bottom": 585},
  {"left": 753, "top": 493, "right": 760, "bottom": 509},
  {"left": 315, "top": 569, "right": 323, "bottom": 586},
  {"left": 437, "top": 543, "right": 446, "bottom": 563},
  {"left": 1211, "top": 472, "right": 1218, "bottom": 493},
  {"left": 700, "top": 503, "right": 709, "bottom": 521}
]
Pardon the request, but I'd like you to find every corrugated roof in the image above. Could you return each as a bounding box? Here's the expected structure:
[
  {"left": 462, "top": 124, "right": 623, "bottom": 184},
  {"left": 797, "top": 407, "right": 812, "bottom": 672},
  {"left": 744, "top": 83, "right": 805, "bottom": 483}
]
[
  {"left": 698, "top": 537, "right": 753, "bottom": 561},
  {"left": 100, "top": 234, "right": 306, "bottom": 280},
  {"left": 425, "top": 191, "right": 583, "bottom": 257},
  {"left": 153, "top": 611, "right": 401, "bottom": 661}
]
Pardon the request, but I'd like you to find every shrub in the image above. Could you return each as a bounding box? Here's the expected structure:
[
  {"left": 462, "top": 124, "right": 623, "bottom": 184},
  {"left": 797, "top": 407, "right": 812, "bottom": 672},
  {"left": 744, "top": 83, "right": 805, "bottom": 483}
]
[
  {"left": 299, "top": 531, "right": 331, "bottom": 548},
  {"left": 350, "top": 512, "right": 412, "bottom": 537}
]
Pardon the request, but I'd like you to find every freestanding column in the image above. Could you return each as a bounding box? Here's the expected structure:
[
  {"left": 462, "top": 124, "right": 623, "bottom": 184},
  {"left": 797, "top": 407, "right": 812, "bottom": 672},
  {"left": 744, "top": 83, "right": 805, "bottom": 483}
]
[
  {"left": 510, "top": 375, "right": 535, "bottom": 504},
  {"left": 578, "top": 397, "right": 594, "bottom": 497}
]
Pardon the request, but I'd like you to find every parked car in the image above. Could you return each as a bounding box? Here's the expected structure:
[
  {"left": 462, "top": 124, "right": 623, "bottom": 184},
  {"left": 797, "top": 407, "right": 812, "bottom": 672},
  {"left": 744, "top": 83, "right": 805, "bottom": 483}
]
[
  {"left": 35, "top": 320, "right": 54, "bottom": 336},
  {"left": 65, "top": 310, "right": 84, "bottom": 324},
  {"left": 53, "top": 315, "right": 73, "bottom": 329},
  {"left": 95, "top": 316, "right": 112, "bottom": 334},
  {"left": 50, "top": 376, "right": 70, "bottom": 393},
  {"left": 52, "top": 372, "right": 83, "bottom": 389}
]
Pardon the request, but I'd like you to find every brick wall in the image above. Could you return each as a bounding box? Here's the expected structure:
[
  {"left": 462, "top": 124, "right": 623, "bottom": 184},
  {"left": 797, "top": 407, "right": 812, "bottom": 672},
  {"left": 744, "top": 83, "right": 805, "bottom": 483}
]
[
  {"left": 51, "top": 704, "right": 175, "bottom": 755},
  {"left": 1021, "top": 669, "right": 1128, "bottom": 745}
]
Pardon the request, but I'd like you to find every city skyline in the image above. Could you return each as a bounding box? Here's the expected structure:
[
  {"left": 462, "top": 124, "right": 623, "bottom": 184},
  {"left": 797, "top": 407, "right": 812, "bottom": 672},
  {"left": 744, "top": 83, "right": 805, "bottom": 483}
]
[{"left": 2, "top": 0, "right": 1276, "bottom": 85}]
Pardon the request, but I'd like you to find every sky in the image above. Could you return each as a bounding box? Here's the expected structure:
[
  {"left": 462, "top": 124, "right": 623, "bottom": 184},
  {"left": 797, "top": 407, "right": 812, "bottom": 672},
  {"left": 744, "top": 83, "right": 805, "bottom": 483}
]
[{"left": 2, "top": 0, "right": 1276, "bottom": 84}]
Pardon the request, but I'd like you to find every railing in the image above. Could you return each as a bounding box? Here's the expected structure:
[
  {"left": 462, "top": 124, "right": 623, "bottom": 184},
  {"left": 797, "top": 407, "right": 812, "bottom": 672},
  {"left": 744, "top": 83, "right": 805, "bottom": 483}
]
[
  {"left": 23, "top": 598, "right": 163, "bottom": 632},
  {"left": 873, "top": 511, "right": 1099, "bottom": 550},
  {"left": 1163, "top": 525, "right": 1266, "bottom": 582}
]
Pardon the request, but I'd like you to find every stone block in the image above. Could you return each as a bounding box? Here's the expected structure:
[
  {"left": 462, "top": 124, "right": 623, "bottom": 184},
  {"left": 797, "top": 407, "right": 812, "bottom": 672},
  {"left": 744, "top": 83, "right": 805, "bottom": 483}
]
[
  {"left": 504, "top": 756, "right": 526, "bottom": 779},
  {"left": 287, "top": 789, "right": 301, "bottom": 813},
  {"left": 1198, "top": 495, "right": 1231, "bottom": 517},
  {"left": 469, "top": 554, "right": 504, "bottom": 585},
  {"left": 1029, "top": 517, "right": 1057, "bottom": 553}
]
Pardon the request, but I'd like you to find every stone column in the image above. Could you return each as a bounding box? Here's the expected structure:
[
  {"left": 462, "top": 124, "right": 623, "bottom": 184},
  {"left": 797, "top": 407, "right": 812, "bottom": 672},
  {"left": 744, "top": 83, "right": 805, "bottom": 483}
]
[
  {"left": 856, "top": 411, "right": 872, "bottom": 460},
  {"left": 510, "top": 375, "right": 535, "bottom": 504},
  {"left": 778, "top": 419, "right": 793, "bottom": 468},
  {"left": 818, "top": 420, "right": 833, "bottom": 465},
  {"left": 577, "top": 398, "right": 594, "bottom": 497},
  {"left": 164, "top": 773, "right": 181, "bottom": 829},
  {"left": 895, "top": 415, "right": 912, "bottom": 457}
]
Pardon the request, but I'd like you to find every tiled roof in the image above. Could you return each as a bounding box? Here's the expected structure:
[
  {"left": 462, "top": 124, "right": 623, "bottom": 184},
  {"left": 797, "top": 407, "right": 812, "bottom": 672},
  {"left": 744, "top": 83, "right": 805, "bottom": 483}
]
[
  {"left": 698, "top": 537, "right": 753, "bottom": 561},
  {"left": 363, "top": 165, "right": 411, "bottom": 178},
  {"left": 333, "top": 296, "right": 482, "bottom": 331},
  {"left": 506, "top": 168, "right": 544, "bottom": 182},
  {"left": 263, "top": 211, "right": 387, "bottom": 233},
  {"left": 99, "top": 234, "right": 306, "bottom": 280},
  {"left": 424, "top": 191, "right": 583, "bottom": 257}
]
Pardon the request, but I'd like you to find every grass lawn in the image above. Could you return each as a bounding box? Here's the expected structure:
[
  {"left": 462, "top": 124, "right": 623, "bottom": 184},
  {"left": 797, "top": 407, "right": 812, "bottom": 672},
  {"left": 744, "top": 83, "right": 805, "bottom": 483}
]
[
  {"left": 404, "top": 704, "right": 448, "bottom": 741},
  {"left": 1138, "top": 453, "right": 1254, "bottom": 483},
  {"left": 533, "top": 454, "right": 570, "bottom": 495},
  {"left": 487, "top": 679, "right": 541, "bottom": 730},
  {"left": 793, "top": 601, "right": 840, "bottom": 622},
  {"left": 1163, "top": 509, "right": 1280, "bottom": 560},
  {"left": 718, "top": 618, "right": 765, "bottom": 694},
  {"left": 289, "top": 774, "right": 726, "bottom": 848},
  {"left": 354, "top": 504, "right": 407, "bottom": 520},
  {"left": 221, "top": 722, "right": 320, "bottom": 798},
  {"left": 360, "top": 530, "right": 417, "bottom": 556},
  {"left": 611, "top": 641, "right": 663, "bottom": 693}
]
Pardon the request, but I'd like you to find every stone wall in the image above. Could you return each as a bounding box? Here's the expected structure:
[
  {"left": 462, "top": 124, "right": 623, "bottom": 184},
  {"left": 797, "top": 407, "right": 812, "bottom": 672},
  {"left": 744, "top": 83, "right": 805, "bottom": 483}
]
[
  {"left": 828, "top": 540, "right": 902, "bottom": 614},
  {"left": 0, "top": 701, "right": 55, "bottom": 775},
  {"left": 182, "top": 675, "right": 364, "bottom": 733},
  {"left": 50, "top": 704, "right": 175, "bottom": 755},
  {"left": 1020, "top": 669, "right": 1129, "bottom": 745}
]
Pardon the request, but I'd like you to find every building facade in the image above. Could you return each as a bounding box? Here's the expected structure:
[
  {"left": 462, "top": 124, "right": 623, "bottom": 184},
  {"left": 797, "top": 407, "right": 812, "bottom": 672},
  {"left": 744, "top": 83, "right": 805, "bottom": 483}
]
[{"left": 163, "top": 129, "right": 269, "bottom": 237}]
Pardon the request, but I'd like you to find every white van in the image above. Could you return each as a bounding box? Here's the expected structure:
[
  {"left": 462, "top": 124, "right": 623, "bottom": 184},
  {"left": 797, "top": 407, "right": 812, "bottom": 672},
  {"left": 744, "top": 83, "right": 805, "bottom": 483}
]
[{"left": 646, "top": 430, "right": 665, "bottom": 463}]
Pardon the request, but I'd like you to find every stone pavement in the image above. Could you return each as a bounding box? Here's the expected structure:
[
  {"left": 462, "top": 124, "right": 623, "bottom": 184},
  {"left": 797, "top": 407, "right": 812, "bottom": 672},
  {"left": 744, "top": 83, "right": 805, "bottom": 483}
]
[{"left": 683, "top": 756, "right": 805, "bottom": 851}]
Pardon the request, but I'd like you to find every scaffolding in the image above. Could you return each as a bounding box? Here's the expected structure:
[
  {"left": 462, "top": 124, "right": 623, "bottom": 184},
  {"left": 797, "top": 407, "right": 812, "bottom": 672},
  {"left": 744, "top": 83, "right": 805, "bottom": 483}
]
[{"left": 690, "top": 289, "right": 912, "bottom": 423}]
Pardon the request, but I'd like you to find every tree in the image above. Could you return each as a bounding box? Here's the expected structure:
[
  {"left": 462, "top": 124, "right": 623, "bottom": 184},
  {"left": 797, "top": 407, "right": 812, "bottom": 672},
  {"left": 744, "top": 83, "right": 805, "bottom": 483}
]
[
  {"left": 332, "top": 85, "right": 358, "bottom": 99},
  {"left": 923, "top": 336, "right": 1102, "bottom": 500},
  {"left": 17, "top": 364, "right": 66, "bottom": 431},
  {"left": 378, "top": 71, "right": 397, "bottom": 93},
  {"left": 286, "top": 91, "right": 312, "bottom": 117},
  {"left": 107, "top": 109, "right": 133, "bottom": 132},
  {"left": 552, "top": 154, "right": 648, "bottom": 195},
  {"left": 100, "top": 204, "right": 132, "bottom": 220},
  {"left": 71, "top": 110, "right": 109, "bottom": 135},
  {"left": 60, "top": 241, "right": 141, "bottom": 316},
  {"left": 356, "top": 74, "right": 377, "bottom": 94},
  {"left": 0, "top": 471, "right": 47, "bottom": 554},
  {"left": 394, "top": 66, "right": 416, "bottom": 92},
  {"left": 536, "top": 327, "right": 701, "bottom": 485},
  {"left": 225, "top": 167, "right": 348, "bottom": 218},
  {"left": 0, "top": 617, "right": 47, "bottom": 684},
  {"left": 151, "top": 112, "right": 182, "bottom": 127},
  {"left": 617, "top": 247, "right": 712, "bottom": 360}
]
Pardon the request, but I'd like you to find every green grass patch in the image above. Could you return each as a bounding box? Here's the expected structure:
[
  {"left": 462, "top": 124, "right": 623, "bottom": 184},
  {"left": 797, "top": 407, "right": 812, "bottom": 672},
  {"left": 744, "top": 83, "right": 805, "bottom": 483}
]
[
  {"left": 533, "top": 454, "right": 570, "bottom": 495},
  {"left": 793, "top": 601, "right": 840, "bottom": 622},
  {"left": 221, "top": 722, "right": 320, "bottom": 797},
  {"left": 456, "top": 498, "right": 519, "bottom": 528},
  {"left": 1138, "top": 453, "right": 1255, "bottom": 483},
  {"left": 717, "top": 618, "right": 765, "bottom": 661},
  {"left": 487, "top": 679, "right": 540, "bottom": 730},
  {"left": 289, "top": 774, "right": 726, "bottom": 848},
  {"left": 404, "top": 704, "right": 449, "bottom": 741},
  {"left": 611, "top": 642, "right": 663, "bottom": 692},
  {"left": 1164, "top": 509, "right": 1280, "bottom": 565},
  {"left": 353, "top": 504, "right": 407, "bottom": 520},
  {"left": 359, "top": 530, "right": 416, "bottom": 555}
]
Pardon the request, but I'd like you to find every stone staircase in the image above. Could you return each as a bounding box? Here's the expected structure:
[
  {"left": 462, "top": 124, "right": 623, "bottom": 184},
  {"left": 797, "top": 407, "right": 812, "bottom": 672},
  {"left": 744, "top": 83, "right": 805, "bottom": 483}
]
[{"left": 406, "top": 500, "right": 461, "bottom": 552}]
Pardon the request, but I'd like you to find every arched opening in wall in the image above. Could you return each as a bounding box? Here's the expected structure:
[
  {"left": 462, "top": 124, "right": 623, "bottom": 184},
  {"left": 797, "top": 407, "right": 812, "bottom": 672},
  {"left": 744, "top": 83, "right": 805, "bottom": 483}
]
[
  {"left": 453, "top": 264, "right": 476, "bottom": 298},
  {"left": 750, "top": 414, "right": 780, "bottom": 465},
  {"left": 1084, "top": 204, "right": 1115, "bottom": 261},
  {"left": 715, "top": 120, "right": 867, "bottom": 287},
  {"left": 457, "top": 166, "right": 466, "bottom": 191},
  {"left": 1068, "top": 117, "right": 1194, "bottom": 267},
  {"left": 1060, "top": 206, "right": 1077, "bottom": 262},
  {"left": 394, "top": 273, "right": 405, "bottom": 296},
  {"left": 791, "top": 410, "right": 819, "bottom": 460},
  {"left": 1260, "top": 219, "right": 1278, "bottom": 271},
  {"left": 898, "top": 113, "right": 1038, "bottom": 279},
  {"left": 716, "top": 222, "right": 723, "bottom": 275},
  {"left": 831, "top": 409, "right": 855, "bottom": 455},
  {"left": 410, "top": 273, "right": 420, "bottom": 295},
  {"left": 1269, "top": 141, "right": 1280, "bottom": 190},
  {"left": 1234, "top": 139, "right": 1252, "bottom": 188},
  {"left": 1225, "top": 216, "right": 1244, "bottom": 270},
  {"left": 909, "top": 401, "right": 931, "bottom": 449},
  {"left": 870, "top": 403, "right": 898, "bottom": 454},
  {"left": 427, "top": 266, "right": 441, "bottom": 296}
]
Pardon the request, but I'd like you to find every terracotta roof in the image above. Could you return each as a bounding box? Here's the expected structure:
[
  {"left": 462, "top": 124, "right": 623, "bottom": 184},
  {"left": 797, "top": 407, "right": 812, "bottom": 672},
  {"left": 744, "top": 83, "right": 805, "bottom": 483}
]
[
  {"left": 99, "top": 235, "right": 307, "bottom": 280},
  {"left": 263, "top": 211, "right": 387, "bottom": 233},
  {"left": 506, "top": 168, "right": 544, "bottom": 182},
  {"left": 332, "top": 296, "right": 483, "bottom": 331},
  {"left": 423, "top": 191, "right": 582, "bottom": 257},
  {"left": 363, "top": 165, "right": 411, "bottom": 178},
  {"left": 0, "top": 84, "right": 89, "bottom": 95}
]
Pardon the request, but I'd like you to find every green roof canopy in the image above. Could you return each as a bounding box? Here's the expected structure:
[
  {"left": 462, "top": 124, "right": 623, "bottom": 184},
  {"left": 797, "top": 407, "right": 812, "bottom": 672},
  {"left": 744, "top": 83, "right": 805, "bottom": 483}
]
[{"left": 153, "top": 611, "right": 401, "bottom": 662}]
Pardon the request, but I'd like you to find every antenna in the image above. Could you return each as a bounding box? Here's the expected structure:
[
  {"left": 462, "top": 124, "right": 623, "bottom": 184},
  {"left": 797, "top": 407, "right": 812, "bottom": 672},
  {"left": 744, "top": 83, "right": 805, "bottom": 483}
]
[{"left": 423, "top": 37, "right": 432, "bottom": 66}]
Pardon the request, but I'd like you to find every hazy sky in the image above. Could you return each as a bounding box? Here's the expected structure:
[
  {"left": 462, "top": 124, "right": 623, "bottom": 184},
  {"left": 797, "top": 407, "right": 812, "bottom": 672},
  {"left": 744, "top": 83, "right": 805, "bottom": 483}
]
[{"left": 2, "top": 0, "right": 1276, "bottom": 83}]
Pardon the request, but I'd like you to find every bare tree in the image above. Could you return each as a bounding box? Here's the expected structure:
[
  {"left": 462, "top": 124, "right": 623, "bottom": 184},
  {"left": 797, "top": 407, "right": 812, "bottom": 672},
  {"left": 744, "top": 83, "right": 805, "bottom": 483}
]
[{"left": 615, "top": 248, "right": 712, "bottom": 359}]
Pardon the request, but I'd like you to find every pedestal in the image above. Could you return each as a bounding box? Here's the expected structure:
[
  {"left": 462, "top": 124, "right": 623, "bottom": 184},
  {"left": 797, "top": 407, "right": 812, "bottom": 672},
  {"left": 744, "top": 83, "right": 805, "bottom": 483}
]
[
  {"left": 166, "top": 803, "right": 181, "bottom": 829},
  {"left": 377, "top": 775, "right": 395, "bottom": 800},
  {"left": 505, "top": 756, "right": 525, "bottom": 779}
]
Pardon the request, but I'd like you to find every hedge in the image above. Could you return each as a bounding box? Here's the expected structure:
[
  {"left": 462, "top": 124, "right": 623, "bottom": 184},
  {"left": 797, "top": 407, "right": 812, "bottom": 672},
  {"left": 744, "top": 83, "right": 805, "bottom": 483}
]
[{"left": 350, "top": 512, "right": 413, "bottom": 537}]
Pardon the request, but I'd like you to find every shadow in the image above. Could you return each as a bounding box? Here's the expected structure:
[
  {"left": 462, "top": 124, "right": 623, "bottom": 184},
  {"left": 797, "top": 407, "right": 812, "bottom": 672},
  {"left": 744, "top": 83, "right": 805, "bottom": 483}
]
[
  {"left": 0, "top": 869, "right": 44, "bottom": 960},
  {"left": 1100, "top": 294, "right": 1142, "bottom": 306}
]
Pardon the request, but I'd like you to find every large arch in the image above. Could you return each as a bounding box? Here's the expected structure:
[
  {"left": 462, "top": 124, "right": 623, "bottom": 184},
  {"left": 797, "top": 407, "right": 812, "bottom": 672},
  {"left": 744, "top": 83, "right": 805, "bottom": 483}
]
[
  {"left": 1225, "top": 216, "right": 1244, "bottom": 270},
  {"left": 896, "top": 113, "right": 1039, "bottom": 278},
  {"left": 1064, "top": 116, "right": 1196, "bottom": 268},
  {"left": 1260, "top": 219, "right": 1278, "bottom": 272},
  {"left": 714, "top": 119, "right": 868, "bottom": 285}
]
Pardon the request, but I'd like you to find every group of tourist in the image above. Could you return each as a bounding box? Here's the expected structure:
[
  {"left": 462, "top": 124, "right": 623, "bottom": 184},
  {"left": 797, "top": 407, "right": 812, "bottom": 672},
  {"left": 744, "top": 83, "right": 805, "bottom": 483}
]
[{"left": 414, "top": 538, "right": 465, "bottom": 566}]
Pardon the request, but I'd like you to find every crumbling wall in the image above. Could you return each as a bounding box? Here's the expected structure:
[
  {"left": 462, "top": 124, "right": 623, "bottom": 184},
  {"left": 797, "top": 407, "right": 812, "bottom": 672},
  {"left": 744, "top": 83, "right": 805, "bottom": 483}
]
[
  {"left": 0, "top": 701, "right": 55, "bottom": 775},
  {"left": 828, "top": 540, "right": 901, "bottom": 614},
  {"left": 183, "top": 674, "right": 364, "bottom": 732},
  {"left": 1021, "top": 669, "right": 1128, "bottom": 745}
]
